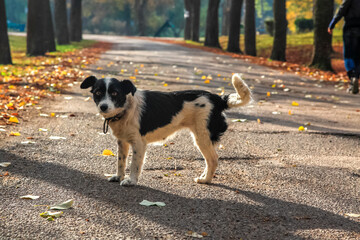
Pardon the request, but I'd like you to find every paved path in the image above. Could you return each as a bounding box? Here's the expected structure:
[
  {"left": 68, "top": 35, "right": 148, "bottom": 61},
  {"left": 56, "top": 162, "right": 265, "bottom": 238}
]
[{"left": 1, "top": 36, "right": 359, "bottom": 239}]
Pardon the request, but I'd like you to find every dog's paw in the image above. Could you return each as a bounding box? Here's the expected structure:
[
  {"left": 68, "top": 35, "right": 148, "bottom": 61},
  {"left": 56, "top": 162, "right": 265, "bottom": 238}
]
[
  {"left": 107, "top": 175, "right": 120, "bottom": 182},
  {"left": 120, "top": 178, "right": 137, "bottom": 186},
  {"left": 194, "top": 177, "right": 211, "bottom": 184}
]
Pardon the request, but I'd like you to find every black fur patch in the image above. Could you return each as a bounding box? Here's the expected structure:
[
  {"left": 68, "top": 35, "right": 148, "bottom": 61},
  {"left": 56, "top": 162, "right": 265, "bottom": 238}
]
[{"left": 207, "top": 94, "right": 228, "bottom": 143}]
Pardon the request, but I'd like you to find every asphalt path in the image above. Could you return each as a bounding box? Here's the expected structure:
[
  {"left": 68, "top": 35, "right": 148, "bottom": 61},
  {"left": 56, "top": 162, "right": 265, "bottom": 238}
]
[{"left": 1, "top": 36, "right": 359, "bottom": 239}]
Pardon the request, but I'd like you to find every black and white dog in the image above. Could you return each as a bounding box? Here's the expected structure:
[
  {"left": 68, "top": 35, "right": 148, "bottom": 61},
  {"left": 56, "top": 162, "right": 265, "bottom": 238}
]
[{"left": 81, "top": 74, "right": 251, "bottom": 186}]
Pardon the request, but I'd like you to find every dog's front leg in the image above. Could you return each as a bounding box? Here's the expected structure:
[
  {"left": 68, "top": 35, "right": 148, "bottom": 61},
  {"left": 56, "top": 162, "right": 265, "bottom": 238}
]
[
  {"left": 108, "top": 140, "right": 129, "bottom": 182},
  {"left": 120, "top": 139, "right": 146, "bottom": 186}
]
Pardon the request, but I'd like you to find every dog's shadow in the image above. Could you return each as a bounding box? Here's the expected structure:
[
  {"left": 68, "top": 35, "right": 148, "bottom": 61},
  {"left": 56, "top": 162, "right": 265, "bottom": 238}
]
[{"left": 1, "top": 149, "right": 359, "bottom": 238}]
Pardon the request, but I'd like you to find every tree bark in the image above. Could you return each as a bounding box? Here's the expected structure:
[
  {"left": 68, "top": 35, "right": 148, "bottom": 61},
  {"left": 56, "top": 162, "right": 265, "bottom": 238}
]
[
  {"left": 191, "top": 0, "right": 200, "bottom": 42},
  {"left": 221, "top": 0, "right": 231, "bottom": 36},
  {"left": 0, "top": 0, "right": 12, "bottom": 64},
  {"left": 27, "top": 0, "right": 47, "bottom": 56},
  {"left": 70, "top": 0, "right": 82, "bottom": 42},
  {"left": 184, "top": 0, "right": 192, "bottom": 40},
  {"left": 43, "top": 0, "right": 56, "bottom": 52},
  {"left": 245, "top": 0, "right": 256, "bottom": 56},
  {"left": 54, "top": 0, "right": 70, "bottom": 45},
  {"left": 270, "top": 0, "right": 287, "bottom": 61},
  {"left": 227, "top": 0, "right": 243, "bottom": 53},
  {"left": 310, "top": 0, "right": 334, "bottom": 71},
  {"left": 135, "top": 0, "right": 147, "bottom": 36},
  {"left": 204, "top": 0, "right": 221, "bottom": 48}
]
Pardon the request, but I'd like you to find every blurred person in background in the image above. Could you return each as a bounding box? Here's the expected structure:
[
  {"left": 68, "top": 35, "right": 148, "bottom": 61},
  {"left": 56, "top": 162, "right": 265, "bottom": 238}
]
[{"left": 328, "top": 0, "right": 360, "bottom": 94}]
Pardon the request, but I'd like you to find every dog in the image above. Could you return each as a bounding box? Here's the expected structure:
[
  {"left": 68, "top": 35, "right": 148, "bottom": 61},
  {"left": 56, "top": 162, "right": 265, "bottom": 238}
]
[{"left": 80, "top": 74, "right": 251, "bottom": 186}]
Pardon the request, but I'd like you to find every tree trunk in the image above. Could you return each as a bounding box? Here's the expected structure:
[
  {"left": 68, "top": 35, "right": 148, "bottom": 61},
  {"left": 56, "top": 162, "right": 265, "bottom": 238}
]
[
  {"left": 310, "top": 0, "right": 334, "bottom": 71},
  {"left": 270, "top": 0, "right": 287, "bottom": 61},
  {"left": 27, "top": 0, "right": 47, "bottom": 56},
  {"left": 227, "top": 0, "right": 243, "bottom": 53},
  {"left": 204, "top": 0, "right": 221, "bottom": 48},
  {"left": 43, "top": 0, "right": 56, "bottom": 52},
  {"left": 70, "top": 0, "right": 82, "bottom": 42},
  {"left": 54, "top": 0, "right": 70, "bottom": 45},
  {"left": 0, "top": 0, "right": 12, "bottom": 64},
  {"left": 191, "top": 0, "right": 200, "bottom": 42},
  {"left": 184, "top": 0, "right": 192, "bottom": 40},
  {"left": 124, "top": 3, "right": 133, "bottom": 36},
  {"left": 221, "top": 0, "right": 231, "bottom": 36},
  {"left": 135, "top": 0, "right": 147, "bottom": 36},
  {"left": 245, "top": 0, "right": 256, "bottom": 56}
]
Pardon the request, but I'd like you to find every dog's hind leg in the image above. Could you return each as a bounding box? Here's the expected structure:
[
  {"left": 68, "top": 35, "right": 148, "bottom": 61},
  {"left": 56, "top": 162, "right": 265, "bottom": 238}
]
[
  {"left": 192, "top": 133, "right": 218, "bottom": 184},
  {"left": 108, "top": 140, "right": 129, "bottom": 182},
  {"left": 120, "top": 139, "right": 146, "bottom": 186}
]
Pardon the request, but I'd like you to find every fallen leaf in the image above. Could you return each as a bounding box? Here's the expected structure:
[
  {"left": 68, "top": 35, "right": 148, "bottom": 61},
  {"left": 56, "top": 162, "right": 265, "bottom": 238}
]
[
  {"left": 298, "top": 126, "right": 305, "bottom": 131},
  {"left": 232, "top": 119, "right": 247, "bottom": 122},
  {"left": 49, "top": 199, "right": 74, "bottom": 210},
  {"left": 50, "top": 113, "right": 55, "bottom": 117},
  {"left": 21, "top": 141, "right": 36, "bottom": 144},
  {"left": 20, "top": 195, "right": 40, "bottom": 200},
  {"left": 102, "top": 149, "right": 115, "bottom": 156},
  {"left": 288, "top": 110, "right": 292, "bottom": 115},
  {"left": 163, "top": 83, "right": 168, "bottom": 87},
  {"left": 186, "top": 231, "right": 203, "bottom": 238},
  {"left": 139, "top": 200, "right": 165, "bottom": 207},
  {"left": 267, "top": 92, "right": 271, "bottom": 97},
  {"left": 8, "top": 116, "right": 19, "bottom": 123},
  {"left": 344, "top": 213, "right": 360, "bottom": 218},
  {"left": 292, "top": 101, "right": 299, "bottom": 106},
  {"left": 40, "top": 211, "right": 63, "bottom": 218},
  {"left": 0, "top": 162, "right": 11, "bottom": 167},
  {"left": 257, "top": 118, "right": 261, "bottom": 124},
  {"left": 10, "top": 132, "right": 21, "bottom": 136},
  {"left": 204, "top": 79, "right": 210, "bottom": 84},
  {"left": 49, "top": 136, "right": 66, "bottom": 140}
]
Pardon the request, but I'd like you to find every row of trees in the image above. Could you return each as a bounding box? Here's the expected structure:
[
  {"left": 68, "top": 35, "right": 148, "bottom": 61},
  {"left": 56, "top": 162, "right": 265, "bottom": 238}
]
[
  {"left": 0, "top": 0, "right": 83, "bottom": 65},
  {"left": 186, "top": 0, "right": 334, "bottom": 71}
]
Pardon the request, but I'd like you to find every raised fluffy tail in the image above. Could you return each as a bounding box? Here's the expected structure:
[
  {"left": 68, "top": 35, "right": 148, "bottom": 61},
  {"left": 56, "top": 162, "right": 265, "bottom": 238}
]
[{"left": 224, "top": 73, "right": 252, "bottom": 108}]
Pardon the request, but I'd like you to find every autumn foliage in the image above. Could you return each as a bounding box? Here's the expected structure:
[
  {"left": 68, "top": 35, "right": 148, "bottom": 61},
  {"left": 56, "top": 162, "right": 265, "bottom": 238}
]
[{"left": 0, "top": 42, "right": 112, "bottom": 125}]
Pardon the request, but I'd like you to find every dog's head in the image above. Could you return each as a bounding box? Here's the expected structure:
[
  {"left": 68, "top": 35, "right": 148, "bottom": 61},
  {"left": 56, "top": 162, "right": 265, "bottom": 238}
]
[{"left": 80, "top": 76, "right": 136, "bottom": 118}]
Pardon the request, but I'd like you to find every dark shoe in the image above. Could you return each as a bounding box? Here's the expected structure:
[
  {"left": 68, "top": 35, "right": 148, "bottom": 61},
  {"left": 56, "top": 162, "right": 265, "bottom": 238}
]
[{"left": 352, "top": 77, "right": 359, "bottom": 94}]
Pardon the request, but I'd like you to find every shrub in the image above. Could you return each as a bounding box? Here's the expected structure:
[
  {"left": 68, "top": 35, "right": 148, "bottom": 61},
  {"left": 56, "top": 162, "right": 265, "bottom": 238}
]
[
  {"left": 265, "top": 19, "right": 274, "bottom": 36},
  {"left": 294, "top": 18, "right": 314, "bottom": 33}
]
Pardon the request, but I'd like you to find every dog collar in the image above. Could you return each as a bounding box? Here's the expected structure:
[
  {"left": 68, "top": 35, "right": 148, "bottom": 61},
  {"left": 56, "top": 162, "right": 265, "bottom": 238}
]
[{"left": 103, "top": 112, "right": 125, "bottom": 134}]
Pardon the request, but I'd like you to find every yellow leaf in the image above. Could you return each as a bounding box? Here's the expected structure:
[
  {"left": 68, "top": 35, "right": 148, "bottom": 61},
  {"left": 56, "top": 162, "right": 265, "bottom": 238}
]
[
  {"left": 257, "top": 118, "right": 261, "bottom": 124},
  {"left": 129, "top": 76, "right": 136, "bottom": 80},
  {"left": 272, "top": 84, "right": 276, "bottom": 88},
  {"left": 217, "top": 74, "right": 221, "bottom": 77},
  {"left": 201, "top": 75, "right": 206, "bottom": 79},
  {"left": 292, "top": 101, "right": 299, "bottom": 106},
  {"left": 50, "top": 113, "right": 55, "bottom": 117},
  {"left": 140, "top": 64, "right": 144, "bottom": 68},
  {"left": 9, "top": 117, "right": 19, "bottom": 123},
  {"left": 176, "top": 77, "right": 180, "bottom": 80},
  {"left": 288, "top": 110, "right": 292, "bottom": 115},
  {"left": 204, "top": 79, "right": 210, "bottom": 84},
  {"left": 10, "top": 131, "right": 21, "bottom": 136},
  {"left": 102, "top": 149, "right": 115, "bottom": 156},
  {"left": 163, "top": 83, "right": 168, "bottom": 87},
  {"left": 267, "top": 92, "right": 271, "bottom": 97},
  {"left": 298, "top": 126, "right": 305, "bottom": 131},
  {"left": 19, "top": 102, "right": 26, "bottom": 107},
  {"left": 154, "top": 73, "right": 158, "bottom": 76}
]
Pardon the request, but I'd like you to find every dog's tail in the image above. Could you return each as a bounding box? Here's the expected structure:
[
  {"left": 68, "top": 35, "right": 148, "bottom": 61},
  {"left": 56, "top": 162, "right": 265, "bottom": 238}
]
[{"left": 223, "top": 73, "right": 252, "bottom": 108}]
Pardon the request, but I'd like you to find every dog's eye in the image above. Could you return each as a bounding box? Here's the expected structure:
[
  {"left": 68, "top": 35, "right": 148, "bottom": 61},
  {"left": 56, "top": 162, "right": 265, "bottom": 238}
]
[
  {"left": 95, "top": 91, "right": 102, "bottom": 96},
  {"left": 111, "top": 92, "right": 118, "bottom": 96}
]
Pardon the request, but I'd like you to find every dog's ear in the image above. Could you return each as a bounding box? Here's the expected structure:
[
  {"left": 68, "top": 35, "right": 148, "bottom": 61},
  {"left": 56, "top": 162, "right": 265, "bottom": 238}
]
[
  {"left": 121, "top": 80, "right": 137, "bottom": 96},
  {"left": 80, "top": 76, "right": 97, "bottom": 89}
]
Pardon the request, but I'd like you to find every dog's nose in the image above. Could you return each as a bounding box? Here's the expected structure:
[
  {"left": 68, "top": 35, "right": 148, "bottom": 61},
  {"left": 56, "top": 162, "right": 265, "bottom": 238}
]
[{"left": 100, "top": 104, "right": 108, "bottom": 112}]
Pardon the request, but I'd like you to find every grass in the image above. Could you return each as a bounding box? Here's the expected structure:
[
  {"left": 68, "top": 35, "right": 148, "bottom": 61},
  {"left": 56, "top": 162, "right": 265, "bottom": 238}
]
[
  {"left": 9, "top": 35, "right": 96, "bottom": 53},
  {"left": 219, "top": 30, "right": 343, "bottom": 55}
]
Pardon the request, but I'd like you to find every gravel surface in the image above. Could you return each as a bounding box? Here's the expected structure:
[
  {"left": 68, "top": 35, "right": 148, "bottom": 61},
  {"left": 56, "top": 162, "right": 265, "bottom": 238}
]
[{"left": 1, "top": 36, "right": 359, "bottom": 239}]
